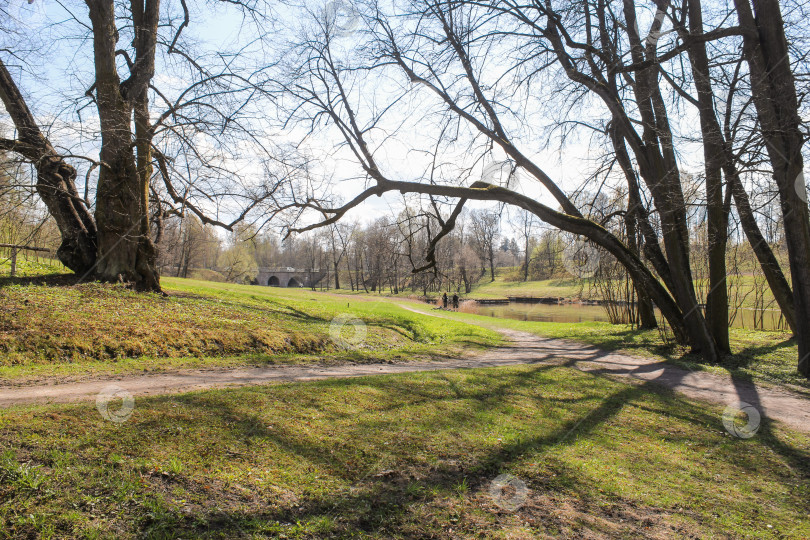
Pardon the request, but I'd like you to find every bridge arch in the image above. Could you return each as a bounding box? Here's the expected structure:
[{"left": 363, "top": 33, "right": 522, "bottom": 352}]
[
  {"left": 268, "top": 276, "right": 280, "bottom": 286},
  {"left": 287, "top": 277, "right": 301, "bottom": 288}
]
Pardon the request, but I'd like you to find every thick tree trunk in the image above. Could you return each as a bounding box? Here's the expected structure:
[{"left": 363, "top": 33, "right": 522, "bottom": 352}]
[
  {"left": 687, "top": 0, "right": 730, "bottom": 352},
  {"left": 87, "top": 0, "right": 160, "bottom": 291},
  {"left": 610, "top": 125, "right": 659, "bottom": 329},
  {"left": 546, "top": 0, "right": 716, "bottom": 359},
  {"left": 0, "top": 59, "right": 97, "bottom": 274},
  {"left": 674, "top": 2, "right": 796, "bottom": 334},
  {"left": 735, "top": 0, "right": 810, "bottom": 376},
  {"left": 618, "top": 0, "right": 720, "bottom": 362}
]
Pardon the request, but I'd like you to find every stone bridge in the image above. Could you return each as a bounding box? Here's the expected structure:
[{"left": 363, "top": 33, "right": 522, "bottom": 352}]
[{"left": 257, "top": 267, "right": 326, "bottom": 288}]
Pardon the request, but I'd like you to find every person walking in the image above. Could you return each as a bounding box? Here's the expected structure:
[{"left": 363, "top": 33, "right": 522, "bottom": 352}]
[
  {"left": 442, "top": 292, "right": 448, "bottom": 309},
  {"left": 452, "top": 293, "right": 459, "bottom": 310}
]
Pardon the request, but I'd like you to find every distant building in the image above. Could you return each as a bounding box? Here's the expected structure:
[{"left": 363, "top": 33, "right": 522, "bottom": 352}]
[{"left": 257, "top": 267, "right": 326, "bottom": 288}]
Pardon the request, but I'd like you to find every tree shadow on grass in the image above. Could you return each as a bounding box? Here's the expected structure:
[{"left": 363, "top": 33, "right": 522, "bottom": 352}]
[
  {"left": 725, "top": 368, "right": 810, "bottom": 477},
  {"left": 117, "top": 363, "right": 810, "bottom": 539},
  {"left": 132, "top": 370, "right": 636, "bottom": 537},
  {"left": 731, "top": 337, "right": 796, "bottom": 365},
  {"left": 0, "top": 273, "right": 82, "bottom": 288}
]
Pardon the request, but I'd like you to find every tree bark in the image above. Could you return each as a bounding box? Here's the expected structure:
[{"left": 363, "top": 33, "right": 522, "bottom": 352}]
[
  {"left": 541, "top": 0, "right": 719, "bottom": 360},
  {"left": 687, "top": 0, "right": 730, "bottom": 352},
  {"left": 609, "top": 125, "right": 660, "bottom": 329},
  {"left": 625, "top": 186, "right": 658, "bottom": 328},
  {"left": 617, "top": 0, "right": 719, "bottom": 360},
  {"left": 735, "top": 0, "right": 810, "bottom": 376},
  {"left": 0, "top": 59, "right": 97, "bottom": 274},
  {"left": 86, "top": 0, "right": 160, "bottom": 291}
]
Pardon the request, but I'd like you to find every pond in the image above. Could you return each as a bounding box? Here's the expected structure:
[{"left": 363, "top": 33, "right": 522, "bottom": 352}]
[{"left": 462, "top": 300, "right": 788, "bottom": 332}]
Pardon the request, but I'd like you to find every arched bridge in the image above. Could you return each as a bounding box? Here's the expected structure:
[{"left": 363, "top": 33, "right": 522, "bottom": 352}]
[{"left": 257, "top": 267, "right": 326, "bottom": 288}]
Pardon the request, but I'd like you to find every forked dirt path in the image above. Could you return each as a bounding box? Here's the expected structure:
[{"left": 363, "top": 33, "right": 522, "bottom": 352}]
[{"left": 0, "top": 304, "right": 807, "bottom": 433}]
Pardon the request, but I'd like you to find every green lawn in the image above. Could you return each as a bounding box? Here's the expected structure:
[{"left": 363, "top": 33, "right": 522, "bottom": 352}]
[
  {"left": 0, "top": 270, "right": 807, "bottom": 538},
  {"left": 469, "top": 270, "right": 784, "bottom": 308},
  {"left": 0, "top": 365, "right": 806, "bottom": 538},
  {"left": 0, "top": 277, "right": 501, "bottom": 383},
  {"left": 0, "top": 255, "right": 67, "bottom": 278},
  {"left": 334, "top": 266, "right": 785, "bottom": 315}
]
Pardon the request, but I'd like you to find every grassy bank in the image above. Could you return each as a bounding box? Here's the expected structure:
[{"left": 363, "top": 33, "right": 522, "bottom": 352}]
[
  {"left": 0, "top": 277, "right": 501, "bottom": 383},
  {"left": 0, "top": 365, "right": 807, "bottom": 538}
]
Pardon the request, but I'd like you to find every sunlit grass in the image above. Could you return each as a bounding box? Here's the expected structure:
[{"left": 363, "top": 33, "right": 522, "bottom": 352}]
[
  {"left": 0, "top": 365, "right": 806, "bottom": 538},
  {"left": 0, "top": 277, "right": 501, "bottom": 382}
]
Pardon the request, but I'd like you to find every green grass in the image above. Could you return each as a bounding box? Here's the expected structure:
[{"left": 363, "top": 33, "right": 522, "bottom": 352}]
[
  {"left": 0, "top": 277, "right": 501, "bottom": 383},
  {"left": 335, "top": 266, "right": 785, "bottom": 314},
  {"left": 0, "top": 255, "right": 67, "bottom": 278},
  {"left": 0, "top": 365, "right": 806, "bottom": 538},
  {"left": 471, "top": 270, "right": 785, "bottom": 308},
  {"left": 0, "top": 262, "right": 807, "bottom": 538}
]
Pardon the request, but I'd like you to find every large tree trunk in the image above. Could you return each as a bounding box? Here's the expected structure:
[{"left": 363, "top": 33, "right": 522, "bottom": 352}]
[
  {"left": 735, "top": 0, "right": 810, "bottom": 376},
  {"left": 687, "top": 0, "right": 730, "bottom": 352},
  {"left": 544, "top": 0, "right": 718, "bottom": 360},
  {"left": 0, "top": 59, "right": 97, "bottom": 274},
  {"left": 86, "top": 0, "right": 160, "bottom": 291},
  {"left": 677, "top": 3, "right": 796, "bottom": 334},
  {"left": 618, "top": 0, "right": 720, "bottom": 362}
]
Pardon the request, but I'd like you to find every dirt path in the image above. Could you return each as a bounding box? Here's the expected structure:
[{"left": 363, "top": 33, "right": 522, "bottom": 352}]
[{"left": 1, "top": 307, "right": 808, "bottom": 433}]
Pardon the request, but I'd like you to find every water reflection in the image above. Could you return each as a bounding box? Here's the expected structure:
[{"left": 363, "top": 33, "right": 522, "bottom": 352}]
[{"left": 464, "top": 301, "right": 786, "bottom": 331}]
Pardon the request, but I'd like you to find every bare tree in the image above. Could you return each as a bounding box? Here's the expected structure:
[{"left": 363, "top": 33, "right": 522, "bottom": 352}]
[
  {"left": 0, "top": 60, "right": 97, "bottom": 274},
  {"left": 511, "top": 208, "right": 537, "bottom": 282},
  {"left": 1, "top": 1, "right": 288, "bottom": 291},
  {"left": 328, "top": 221, "right": 353, "bottom": 289},
  {"left": 277, "top": 0, "right": 693, "bottom": 346},
  {"left": 733, "top": 0, "right": 810, "bottom": 376},
  {"left": 469, "top": 209, "right": 499, "bottom": 282}
]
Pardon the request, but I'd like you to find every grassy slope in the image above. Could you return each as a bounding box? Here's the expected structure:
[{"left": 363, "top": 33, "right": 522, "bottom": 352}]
[
  {"left": 1, "top": 264, "right": 798, "bottom": 391},
  {"left": 0, "top": 277, "right": 501, "bottom": 383},
  {"left": 0, "top": 365, "right": 807, "bottom": 539}
]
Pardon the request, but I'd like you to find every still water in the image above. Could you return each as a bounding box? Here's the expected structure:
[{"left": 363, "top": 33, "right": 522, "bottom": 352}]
[{"left": 467, "top": 301, "right": 787, "bottom": 332}]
